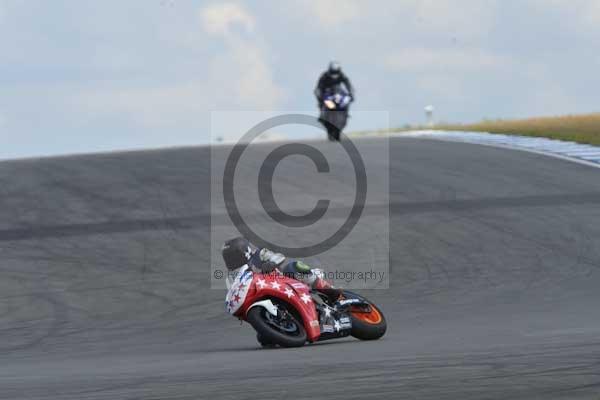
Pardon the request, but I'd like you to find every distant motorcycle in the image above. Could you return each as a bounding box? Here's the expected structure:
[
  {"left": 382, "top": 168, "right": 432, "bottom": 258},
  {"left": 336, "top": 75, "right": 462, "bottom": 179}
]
[
  {"left": 319, "top": 88, "right": 352, "bottom": 141},
  {"left": 225, "top": 265, "right": 386, "bottom": 348}
]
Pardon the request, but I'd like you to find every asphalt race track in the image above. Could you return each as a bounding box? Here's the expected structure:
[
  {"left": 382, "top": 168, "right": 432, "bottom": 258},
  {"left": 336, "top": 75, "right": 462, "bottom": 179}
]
[{"left": 1, "top": 137, "right": 600, "bottom": 399}]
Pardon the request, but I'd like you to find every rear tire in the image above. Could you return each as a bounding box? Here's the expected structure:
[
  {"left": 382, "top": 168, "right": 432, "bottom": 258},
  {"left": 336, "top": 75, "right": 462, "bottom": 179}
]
[
  {"left": 349, "top": 303, "right": 387, "bottom": 340},
  {"left": 247, "top": 305, "right": 307, "bottom": 348},
  {"left": 343, "top": 291, "right": 387, "bottom": 340}
]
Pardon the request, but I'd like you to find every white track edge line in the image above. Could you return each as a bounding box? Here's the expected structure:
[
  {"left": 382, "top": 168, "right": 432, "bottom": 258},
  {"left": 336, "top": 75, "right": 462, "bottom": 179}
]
[{"left": 394, "top": 132, "right": 600, "bottom": 170}]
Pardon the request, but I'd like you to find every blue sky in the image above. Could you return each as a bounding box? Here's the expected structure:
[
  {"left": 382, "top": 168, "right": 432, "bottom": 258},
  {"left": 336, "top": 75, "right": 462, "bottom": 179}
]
[{"left": 2, "top": 0, "right": 600, "bottom": 158}]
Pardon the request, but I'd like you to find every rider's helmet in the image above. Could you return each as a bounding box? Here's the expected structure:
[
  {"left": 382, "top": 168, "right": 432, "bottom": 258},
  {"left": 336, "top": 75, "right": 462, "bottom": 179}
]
[
  {"left": 222, "top": 237, "right": 257, "bottom": 271},
  {"left": 328, "top": 61, "right": 341, "bottom": 78}
]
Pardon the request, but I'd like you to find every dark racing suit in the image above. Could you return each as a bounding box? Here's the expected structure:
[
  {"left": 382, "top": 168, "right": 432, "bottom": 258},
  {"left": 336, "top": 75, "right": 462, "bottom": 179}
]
[
  {"left": 314, "top": 70, "right": 355, "bottom": 107},
  {"left": 247, "top": 248, "right": 335, "bottom": 293}
]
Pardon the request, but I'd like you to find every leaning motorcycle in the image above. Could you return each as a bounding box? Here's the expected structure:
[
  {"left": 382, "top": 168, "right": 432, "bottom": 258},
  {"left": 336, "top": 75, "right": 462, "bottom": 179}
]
[
  {"left": 319, "top": 89, "right": 352, "bottom": 141},
  {"left": 225, "top": 265, "right": 386, "bottom": 348}
]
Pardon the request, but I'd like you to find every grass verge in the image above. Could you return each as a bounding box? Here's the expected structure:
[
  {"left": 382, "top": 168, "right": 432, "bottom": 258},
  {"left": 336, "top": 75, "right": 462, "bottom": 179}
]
[{"left": 360, "top": 113, "right": 600, "bottom": 146}]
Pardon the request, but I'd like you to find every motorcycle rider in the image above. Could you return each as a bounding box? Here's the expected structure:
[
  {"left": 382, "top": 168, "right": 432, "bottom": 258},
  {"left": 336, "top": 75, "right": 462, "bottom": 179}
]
[
  {"left": 221, "top": 237, "right": 341, "bottom": 299},
  {"left": 314, "top": 61, "right": 355, "bottom": 109}
]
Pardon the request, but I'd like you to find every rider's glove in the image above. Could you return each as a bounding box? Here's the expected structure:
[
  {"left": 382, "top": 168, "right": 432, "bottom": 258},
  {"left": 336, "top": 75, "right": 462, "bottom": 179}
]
[
  {"left": 260, "top": 261, "right": 278, "bottom": 274},
  {"left": 258, "top": 248, "right": 285, "bottom": 274}
]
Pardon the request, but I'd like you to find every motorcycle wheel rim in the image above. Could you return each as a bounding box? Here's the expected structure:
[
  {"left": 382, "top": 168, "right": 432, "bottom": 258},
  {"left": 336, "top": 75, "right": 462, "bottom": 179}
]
[
  {"left": 264, "top": 310, "right": 300, "bottom": 334},
  {"left": 351, "top": 305, "right": 382, "bottom": 324}
]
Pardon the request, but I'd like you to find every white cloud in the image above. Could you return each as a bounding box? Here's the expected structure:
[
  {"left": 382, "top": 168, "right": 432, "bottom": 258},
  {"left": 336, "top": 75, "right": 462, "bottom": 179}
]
[
  {"left": 199, "top": 2, "right": 283, "bottom": 108},
  {"left": 75, "top": 45, "right": 284, "bottom": 128},
  {"left": 300, "top": 0, "right": 361, "bottom": 28},
  {"left": 72, "top": 2, "right": 283, "bottom": 129},
  {"left": 584, "top": 2, "right": 600, "bottom": 24},
  {"left": 200, "top": 3, "right": 255, "bottom": 36},
  {"left": 415, "top": 74, "right": 465, "bottom": 99},
  {"left": 74, "top": 82, "right": 208, "bottom": 128},
  {"left": 5, "top": 0, "right": 600, "bottom": 158},
  {"left": 208, "top": 37, "right": 284, "bottom": 108},
  {"left": 526, "top": 0, "right": 600, "bottom": 29},
  {"left": 384, "top": 48, "right": 509, "bottom": 71},
  {"left": 407, "top": 0, "right": 498, "bottom": 36},
  {"left": 567, "top": 1, "right": 600, "bottom": 26}
]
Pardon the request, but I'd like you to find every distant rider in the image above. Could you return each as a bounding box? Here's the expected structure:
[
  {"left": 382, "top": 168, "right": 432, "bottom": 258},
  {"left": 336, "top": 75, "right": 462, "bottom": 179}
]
[
  {"left": 221, "top": 237, "right": 341, "bottom": 299},
  {"left": 314, "top": 61, "right": 355, "bottom": 109}
]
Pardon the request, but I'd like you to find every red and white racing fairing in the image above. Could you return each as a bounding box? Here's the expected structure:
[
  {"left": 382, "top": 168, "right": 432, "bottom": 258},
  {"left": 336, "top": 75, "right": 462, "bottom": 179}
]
[{"left": 226, "top": 265, "right": 386, "bottom": 347}]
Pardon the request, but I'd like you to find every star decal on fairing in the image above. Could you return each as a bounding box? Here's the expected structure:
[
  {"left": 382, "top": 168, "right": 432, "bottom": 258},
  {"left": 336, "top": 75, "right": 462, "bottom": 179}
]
[
  {"left": 256, "top": 278, "right": 267, "bottom": 289},
  {"left": 334, "top": 320, "right": 341, "bottom": 332},
  {"left": 284, "top": 287, "right": 295, "bottom": 298},
  {"left": 300, "top": 293, "right": 312, "bottom": 304},
  {"left": 226, "top": 266, "right": 253, "bottom": 315},
  {"left": 271, "top": 281, "right": 281, "bottom": 290}
]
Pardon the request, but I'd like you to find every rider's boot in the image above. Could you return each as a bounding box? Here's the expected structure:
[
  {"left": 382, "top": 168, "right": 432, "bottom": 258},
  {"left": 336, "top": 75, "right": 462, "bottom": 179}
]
[{"left": 314, "top": 277, "right": 343, "bottom": 302}]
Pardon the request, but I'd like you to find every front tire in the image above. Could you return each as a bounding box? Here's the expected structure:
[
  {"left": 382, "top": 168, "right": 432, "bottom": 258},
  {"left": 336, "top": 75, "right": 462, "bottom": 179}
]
[
  {"left": 327, "top": 127, "right": 340, "bottom": 141},
  {"left": 247, "top": 304, "right": 307, "bottom": 348},
  {"left": 333, "top": 111, "right": 348, "bottom": 137},
  {"left": 257, "top": 333, "right": 276, "bottom": 348},
  {"left": 321, "top": 110, "right": 346, "bottom": 141}
]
